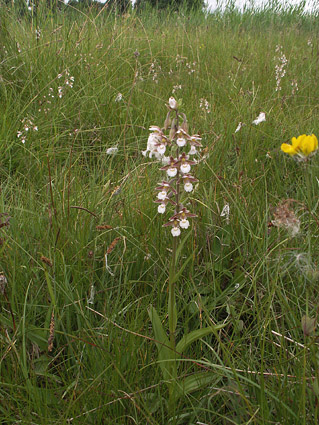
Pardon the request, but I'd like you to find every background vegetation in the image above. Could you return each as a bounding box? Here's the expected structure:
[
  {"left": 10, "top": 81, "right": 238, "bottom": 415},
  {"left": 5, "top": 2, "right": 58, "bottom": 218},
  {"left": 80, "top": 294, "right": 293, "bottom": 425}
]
[{"left": 1, "top": 1, "right": 319, "bottom": 423}]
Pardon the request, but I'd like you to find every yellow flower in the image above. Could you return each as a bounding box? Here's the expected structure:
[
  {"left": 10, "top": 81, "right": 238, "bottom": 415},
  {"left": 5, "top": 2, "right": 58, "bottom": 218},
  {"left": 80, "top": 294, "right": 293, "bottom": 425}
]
[{"left": 281, "top": 134, "right": 318, "bottom": 159}]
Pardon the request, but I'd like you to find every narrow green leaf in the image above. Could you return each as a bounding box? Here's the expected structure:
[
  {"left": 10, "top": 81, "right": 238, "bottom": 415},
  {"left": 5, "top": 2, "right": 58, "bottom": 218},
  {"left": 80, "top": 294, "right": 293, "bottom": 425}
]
[
  {"left": 148, "top": 305, "right": 174, "bottom": 381},
  {"left": 177, "top": 372, "right": 221, "bottom": 396},
  {"left": 171, "top": 252, "right": 193, "bottom": 285},
  {"left": 175, "top": 230, "right": 192, "bottom": 263},
  {"left": 176, "top": 324, "right": 226, "bottom": 354}
]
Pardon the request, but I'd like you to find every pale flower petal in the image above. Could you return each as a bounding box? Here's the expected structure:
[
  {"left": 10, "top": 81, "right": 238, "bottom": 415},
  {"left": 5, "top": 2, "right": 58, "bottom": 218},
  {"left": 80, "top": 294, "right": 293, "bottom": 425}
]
[
  {"left": 235, "top": 122, "right": 243, "bottom": 133},
  {"left": 157, "top": 144, "right": 166, "bottom": 155},
  {"left": 167, "top": 167, "right": 178, "bottom": 177},
  {"left": 184, "top": 182, "right": 193, "bottom": 192},
  {"left": 158, "top": 204, "right": 166, "bottom": 214},
  {"left": 180, "top": 163, "right": 191, "bottom": 174},
  {"left": 176, "top": 137, "right": 186, "bottom": 147},
  {"left": 106, "top": 146, "right": 118, "bottom": 155},
  {"left": 188, "top": 146, "right": 197, "bottom": 155},
  {"left": 169, "top": 97, "right": 178, "bottom": 110},
  {"left": 252, "top": 112, "right": 266, "bottom": 125},
  {"left": 180, "top": 219, "right": 190, "bottom": 229},
  {"left": 171, "top": 226, "right": 181, "bottom": 237},
  {"left": 161, "top": 156, "right": 170, "bottom": 165},
  {"left": 157, "top": 191, "right": 168, "bottom": 200}
]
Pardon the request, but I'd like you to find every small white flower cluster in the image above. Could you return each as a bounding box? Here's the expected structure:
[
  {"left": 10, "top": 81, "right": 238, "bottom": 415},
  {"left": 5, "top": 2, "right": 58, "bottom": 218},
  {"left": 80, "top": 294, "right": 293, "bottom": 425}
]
[
  {"left": 106, "top": 146, "right": 118, "bottom": 155},
  {"left": 234, "top": 112, "right": 266, "bottom": 134},
  {"left": 17, "top": 117, "right": 38, "bottom": 144},
  {"left": 172, "top": 84, "right": 182, "bottom": 94},
  {"left": 38, "top": 87, "right": 55, "bottom": 114},
  {"left": 115, "top": 93, "right": 123, "bottom": 102},
  {"left": 57, "top": 69, "right": 74, "bottom": 98},
  {"left": 274, "top": 45, "right": 288, "bottom": 92},
  {"left": 149, "top": 60, "right": 162, "bottom": 84},
  {"left": 291, "top": 79, "right": 299, "bottom": 96},
  {"left": 307, "top": 39, "right": 313, "bottom": 48},
  {"left": 199, "top": 98, "right": 211, "bottom": 114},
  {"left": 144, "top": 97, "right": 202, "bottom": 237},
  {"left": 172, "top": 55, "right": 197, "bottom": 75},
  {"left": 36, "top": 28, "right": 41, "bottom": 40},
  {"left": 186, "top": 61, "right": 197, "bottom": 75}
]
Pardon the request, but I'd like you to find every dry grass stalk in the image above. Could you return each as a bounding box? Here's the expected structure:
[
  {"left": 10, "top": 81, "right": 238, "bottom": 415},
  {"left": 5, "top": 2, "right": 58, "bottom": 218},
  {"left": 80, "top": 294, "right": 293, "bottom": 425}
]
[
  {"left": 48, "top": 310, "right": 55, "bottom": 352},
  {"left": 40, "top": 256, "right": 53, "bottom": 267},
  {"left": 96, "top": 224, "right": 113, "bottom": 230},
  {"left": 107, "top": 237, "right": 121, "bottom": 254}
]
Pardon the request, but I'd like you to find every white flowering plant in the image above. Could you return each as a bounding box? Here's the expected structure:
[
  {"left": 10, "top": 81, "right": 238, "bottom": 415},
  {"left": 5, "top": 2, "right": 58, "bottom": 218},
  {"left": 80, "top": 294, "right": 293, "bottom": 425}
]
[{"left": 144, "top": 97, "right": 224, "bottom": 414}]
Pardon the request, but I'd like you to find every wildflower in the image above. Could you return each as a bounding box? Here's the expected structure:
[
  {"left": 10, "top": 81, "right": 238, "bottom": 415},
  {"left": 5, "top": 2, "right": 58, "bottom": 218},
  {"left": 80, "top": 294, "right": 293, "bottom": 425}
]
[
  {"left": 176, "top": 137, "right": 186, "bottom": 147},
  {"left": 281, "top": 134, "right": 318, "bottom": 159},
  {"left": 155, "top": 136, "right": 169, "bottom": 155},
  {"left": 115, "top": 93, "right": 123, "bottom": 102},
  {"left": 180, "top": 218, "right": 190, "bottom": 229},
  {"left": 199, "top": 98, "right": 211, "bottom": 113},
  {"left": 155, "top": 181, "right": 176, "bottom": 201},
  {"left": 174, "top": 153, "right": 196, "bottom": 174},
  {"left": 155, "top": 197, "right": 174, "bottom": 214},
  {"left": 187, "top": 134, "right": 202, "bottom": 155},
  {"left": 181, "top": 174, "right": 198, "bottom": 193},
  {"left": 168, "top": 97, "right": 178, "bottom": 110},
  {"left": 161, "top": 157, "right": 178, "bottom": 177},
  {"left": 252, "top": 112, "right": 266, "bottom": 125},
  {"left": 275, "top": 45, "right": 288, "bottom": 92},
  {"left": 163, "top": 219, "right": 181, "bottom": 237},
  {"left": 142, "top": 129, "right": 163, "bottom": 158},
  {"left": 235, "top": 122, "right": 244, "bottom": 133},
  {"left": 291, "top": 79, "right": 298, "bottom": 95},
  {"left": 161, "top": 156, "right": 170, "bottom": 166},
  {"left": 171, "top": 225, "right": 181, "bottom": 237},
  {"left": 172, "top": 84, "right": 182, "bottom": 94},
  {"left": 106, "top": 146, "right": 118, "bottom": 155}
]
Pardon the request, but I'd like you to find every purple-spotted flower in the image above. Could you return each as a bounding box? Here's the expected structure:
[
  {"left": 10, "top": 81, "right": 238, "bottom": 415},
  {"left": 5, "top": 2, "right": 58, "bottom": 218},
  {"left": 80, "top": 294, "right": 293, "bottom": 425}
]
[
  {"left": 161, "top": 157, "right": 178, "bottom": 178},
  {"left": 188, "top": 134, "right": 202, "bottom": 155},
  {"left": 175, "top": 153, "right": 196, "bottom": 174},
  {"left": 155, "top": 197, "right": 175, "bottom": 214},
  {"left": 181, "top": 174, "right": 198, "bottom": 193},
  {"left": 163, "top": 219, "right": 181, "bottom": 237},
  {"left": 144, "top": 97, "right": 202, "bottom": 236},
  {"left": 155, "top": 181, "right": 176, "bottom": 201},
  {"left": 142, "top": 126, "right": 166, "bottom": 159}
]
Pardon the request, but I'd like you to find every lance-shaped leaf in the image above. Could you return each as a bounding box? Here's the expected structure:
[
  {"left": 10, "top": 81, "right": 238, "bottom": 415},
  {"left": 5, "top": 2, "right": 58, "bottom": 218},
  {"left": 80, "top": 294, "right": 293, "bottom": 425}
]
[
  {"left": 176, "top": 324, "right": 226, "bottom": 354},
  {"left": 148, "top": 305, "right": 175, "bottom": 381}
]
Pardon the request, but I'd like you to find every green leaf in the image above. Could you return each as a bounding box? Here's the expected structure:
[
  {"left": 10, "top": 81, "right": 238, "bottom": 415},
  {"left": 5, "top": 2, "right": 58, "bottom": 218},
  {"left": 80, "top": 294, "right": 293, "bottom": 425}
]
[
  {"left": 175, "top": 230, "right": 192, "bottom": 263},
  {"left": 177, "top": 372, "right": 221, "bottom": 396},
  {"left": 176, "top": 324, "right": 226, "bottom": 354},
  {"left": 148, "top": 305, "right": 174, "bottom": 381},
  {"left": 170, "top": 252, "right": 193, "bottom": 285}
]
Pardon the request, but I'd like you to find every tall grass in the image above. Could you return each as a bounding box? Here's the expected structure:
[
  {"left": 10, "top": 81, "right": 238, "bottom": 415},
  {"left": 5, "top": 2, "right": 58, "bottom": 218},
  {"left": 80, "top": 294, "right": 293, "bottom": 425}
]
[{"left": 1, "top": 2, "right": 319, "bottom": 424}]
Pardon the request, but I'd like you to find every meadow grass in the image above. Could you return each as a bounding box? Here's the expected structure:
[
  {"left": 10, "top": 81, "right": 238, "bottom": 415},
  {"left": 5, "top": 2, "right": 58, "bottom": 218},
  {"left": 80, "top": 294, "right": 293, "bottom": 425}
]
[{"left": 1, "top": 2, "right": 319, "bottom": 424}]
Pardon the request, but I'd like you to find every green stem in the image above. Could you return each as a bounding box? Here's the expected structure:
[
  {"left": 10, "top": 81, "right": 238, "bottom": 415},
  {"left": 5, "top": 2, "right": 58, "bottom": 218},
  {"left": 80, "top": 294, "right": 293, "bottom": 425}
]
[{"left": 168, "top": 236, "right": 177, "bottom": 350}]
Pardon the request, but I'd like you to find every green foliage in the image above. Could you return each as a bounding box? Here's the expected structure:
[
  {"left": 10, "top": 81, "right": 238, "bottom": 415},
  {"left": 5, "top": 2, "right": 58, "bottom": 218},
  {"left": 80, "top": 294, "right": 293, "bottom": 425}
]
[
  {"left": 1, "top": 2, "right": 319, "bottom": 424},
  {"left": 67, "top": 0, "right": 131, "bottom": 13},
  {"left": 135, "top": 0, "right": 205, "bottom": 12}
]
